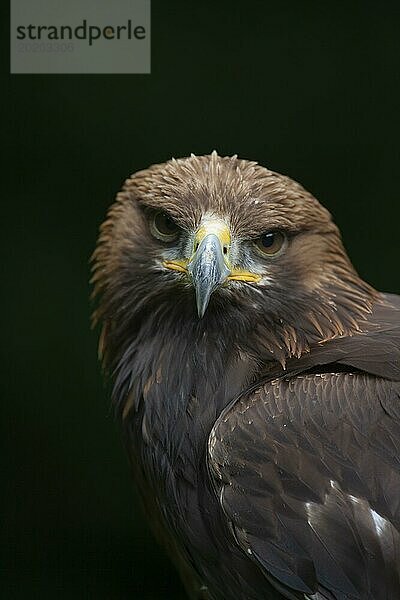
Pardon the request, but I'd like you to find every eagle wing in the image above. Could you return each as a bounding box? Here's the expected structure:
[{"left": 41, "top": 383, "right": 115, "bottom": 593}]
[{"left": 208, "top": 295, "right": 400, "bottom": 600}]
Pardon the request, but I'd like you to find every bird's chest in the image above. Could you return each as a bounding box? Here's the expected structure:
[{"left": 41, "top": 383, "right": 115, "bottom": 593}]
[
  {"left": 130, "top": 347, "right": 253, "bottom": 486},
  {"left": 124, "top": 353, "right": 255, "bottom": 573},
  {"left": 133, "top": 377, "right": 225, "bottom": 519},
  {"left": 124, "top": 387, "right": 222, "bottom": 593}
]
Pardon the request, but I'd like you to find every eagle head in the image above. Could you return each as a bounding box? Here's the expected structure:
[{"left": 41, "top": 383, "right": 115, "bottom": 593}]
[{"left": 92, "top": 152, "right": 378, "bottom": 370}]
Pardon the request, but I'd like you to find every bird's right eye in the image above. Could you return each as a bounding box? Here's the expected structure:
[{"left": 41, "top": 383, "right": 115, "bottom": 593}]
[{"left": 150, "top": 212, "right": 180, "bottom": 242}]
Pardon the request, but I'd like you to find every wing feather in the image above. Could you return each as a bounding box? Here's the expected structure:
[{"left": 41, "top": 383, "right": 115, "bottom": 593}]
[{"left": 209, "top": 372, "right": 400, "bottom": 599}]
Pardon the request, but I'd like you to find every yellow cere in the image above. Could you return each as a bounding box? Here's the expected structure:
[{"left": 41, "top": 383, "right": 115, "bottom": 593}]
[
  {"left": 195, "top": 218, "right": 231, "bottom": 248},
  {"left": 163, "top": 218, "right": 261, "bottom": 283}
]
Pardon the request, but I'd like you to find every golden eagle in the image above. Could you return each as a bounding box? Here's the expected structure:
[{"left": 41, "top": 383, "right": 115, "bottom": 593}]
[{"left": 92, "top": 152, "right": 400, "bottom": 599}]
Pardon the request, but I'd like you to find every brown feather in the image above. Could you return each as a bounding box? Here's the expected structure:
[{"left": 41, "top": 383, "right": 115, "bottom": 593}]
[{"left": 91, "top": 153, "right": 398, "bottom": 600}]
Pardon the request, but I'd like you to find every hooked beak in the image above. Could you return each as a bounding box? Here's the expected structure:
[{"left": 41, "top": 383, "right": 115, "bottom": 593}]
[
  {"left": 162, "top": 218, "right": 261, "bottom": 318},
  {"left": 188, "top": 233, "right": 231, "bottom": 318}
]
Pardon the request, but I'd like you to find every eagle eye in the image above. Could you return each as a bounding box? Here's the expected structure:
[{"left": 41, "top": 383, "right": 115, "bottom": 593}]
[
  {"left": 254, "top": 231, "right": 285, "bottom": 256},
  {"left": 150, "top": 212, "right": 180, "bottom": 242}
]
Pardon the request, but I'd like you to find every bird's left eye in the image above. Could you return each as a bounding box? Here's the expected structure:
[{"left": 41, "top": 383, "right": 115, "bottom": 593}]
[
  {"left": 150, "top": 212, "right": 180, "bottom": 242},
  {"left": 254, "top": 231, "right": 286, "bottom": 256}
]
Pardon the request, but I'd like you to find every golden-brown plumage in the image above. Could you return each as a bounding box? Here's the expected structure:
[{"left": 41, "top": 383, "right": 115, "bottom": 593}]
[{"left": 92, "top": 153, "right": 400, "bottom": 599}]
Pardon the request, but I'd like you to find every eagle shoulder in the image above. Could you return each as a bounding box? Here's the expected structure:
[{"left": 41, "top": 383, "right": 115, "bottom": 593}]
[{"left": 208, "top": 370, "right": 400, "bottom": 599}]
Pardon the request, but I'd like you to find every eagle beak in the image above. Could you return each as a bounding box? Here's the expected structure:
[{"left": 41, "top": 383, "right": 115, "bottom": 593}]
[
  {"left": 162, "top": 218, "right": 262, "bottom": 317},
  {"left": 188, "top": 233, "right": 231, "bottom": 318}
]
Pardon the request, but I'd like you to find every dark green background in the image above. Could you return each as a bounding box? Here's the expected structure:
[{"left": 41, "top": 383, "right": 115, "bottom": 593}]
[{"left": 4, "top": 1, "right": 400, "bottom": 598}]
